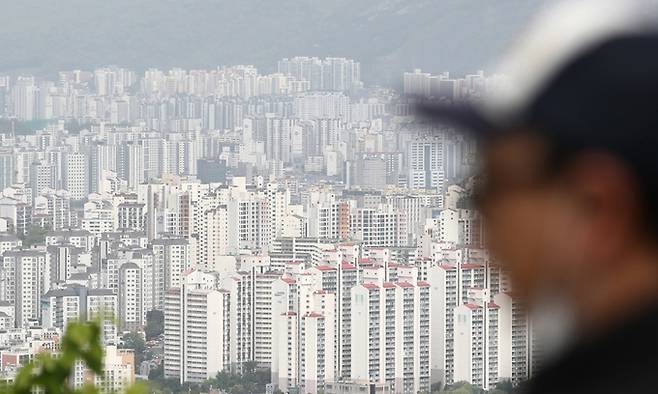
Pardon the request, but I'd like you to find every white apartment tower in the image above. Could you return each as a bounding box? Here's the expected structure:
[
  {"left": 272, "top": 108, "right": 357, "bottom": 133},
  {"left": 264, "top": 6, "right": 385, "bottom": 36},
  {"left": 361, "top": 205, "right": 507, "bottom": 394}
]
[
  {"left": 0, "top": 250, "right": 49, "bottom": 327},
  {"left": 408, "top": 135, "right": 445, "bottom": 191},
  {"left": 337, "top": 261, "right": 358, "bottom": 379},
  {"left": 438, "top": 209, "right": 484, "bottom": 247},
  {"left": 272, "top": 274, "right": 337, "bottom": 394},
  {"left": 493, "top": 292, "right": 530, "bottom": 385},
  {"left": 403, "top": 69, "right": 432, "bottom": 97},
  {"left": 219, "top": 257, "right": 278, "bottom": 370},
  {"left": 350, "top": 206, "right": 408, "bottom": 247},
  {"left": 164, "top": 270, "right": 229, "bottom": 383},
  {"left": 428, "top": 263, "right": 458, "bottom": 386},
  {"left": 453, "top": 302, "right": 502, "bottom": 390},
  {"left": 117, "top": 253, "right": 154, "bottom": 331},
  {"left": 117, "top": 202, "right": 146, "bottom": 232},
  {"left": 271, "top": 277, "right": 298, "bottom": 390},
  {"left": 191, "top": 201, "right": 228, "bottom": 271},
  {"left": 227, "top": 189, "right": 270, "bottom": 253},
  {"left": 42, "top": 286, "right": 117, "bottom": 345},
  {"left": 64, "top": 152, "right": 89, "bottom": 200},
  {"left": 350, "top": 277, "right": 431, "bottom": 393},
  {"left": 299, "top": 292, "right": 336, "bottom": 394},
  {"left": 152, "top": 237, "right": 191, "bottom": 309},
  {"left": 11, "top": 76, "right": 37, "bottom": 120}
]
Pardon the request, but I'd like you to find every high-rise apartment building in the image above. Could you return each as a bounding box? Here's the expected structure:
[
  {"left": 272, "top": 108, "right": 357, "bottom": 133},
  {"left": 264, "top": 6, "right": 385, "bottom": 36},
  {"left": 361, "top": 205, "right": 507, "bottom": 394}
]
[
  {"left": 152, "top": 237, "right": 191, "bottom": 309},
  {"left": 164, "top": 270, "right": 229, "bottom": 383},
  {"left": 0, "top": 250, "right": 48, "bottom": 328},
  {"left": 11, "top": 76, "right": 37, "bottom": 121},
  {"left": 350, "top": 206, "right": 408, "bottom": 247},
  {"left": 350, "top": 277, "right": 430, "bottom": 393},
  {"left": 408, "top": 135, "right": 445, "bottom": 192},
  {"left": 0, "top": 148, "right": 15, "bottom": 191},
  {"left": 64, "top": 152, "right": 89, "bottom": 200}
]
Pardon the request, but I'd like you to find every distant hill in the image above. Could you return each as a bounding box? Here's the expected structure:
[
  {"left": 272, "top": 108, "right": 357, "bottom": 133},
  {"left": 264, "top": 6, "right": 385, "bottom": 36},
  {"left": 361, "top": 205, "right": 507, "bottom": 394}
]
[{"left": 0, "top": 0, "right": 549, "bottom": 85}]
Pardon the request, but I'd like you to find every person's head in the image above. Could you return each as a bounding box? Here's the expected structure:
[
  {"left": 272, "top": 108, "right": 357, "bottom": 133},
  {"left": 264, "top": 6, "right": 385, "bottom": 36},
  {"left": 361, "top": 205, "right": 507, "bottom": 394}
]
[
  {"left": 477, "top": 130, "right": 655, "bottom": 302},
  {"left": 420, "top": 0, "right": 658, "bottom": 315}
]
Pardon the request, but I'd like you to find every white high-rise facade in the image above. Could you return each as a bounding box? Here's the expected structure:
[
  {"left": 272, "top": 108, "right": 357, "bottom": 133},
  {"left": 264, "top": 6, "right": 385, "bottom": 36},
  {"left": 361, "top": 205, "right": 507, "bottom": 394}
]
[
  {"left": 164, "top": 270, "right": 229, "bottom": 383},
  {"left": 453, "top": 302, "right": 502, "bottom": 390},
  {"left": 350, "top": 206, "right": 408, "bottom": 247},
  {"left": 11, "top": 76, "right": 37, "bottom": 121},
  {"left": 191, "top": 198, "right": 228, "bottom": 271},
  {"left": 403, "top": 69, "right": 432, "bottom": 97},
  {"left": 0, "top": 250, "right": 48, "bottom": 328},
  {"left": 350, "top": 270, "right": 431, "bottom": 394},
  {"left": 42, "top": 286, "right": 118, "bottom": 345},
  {"left": 152, "top": 237, "right": 191, "bottom": 309},
  {"left": 64, "top": 152, "right": 89, "bottom": 200},
  {"left": 227, "top": 194, "right": 269, "bottom": 253},
  {"left": 117, "top": 252, "right": 154, "bottom": 331},
  {"left": 299, "top": 292, "right": 336, "bottom": 394},
  {"left": 408, "top": 136, "right": 445, "bottom": 191},
  {"left": 272, "top": 273, "right": 337, "bottom": 394}
]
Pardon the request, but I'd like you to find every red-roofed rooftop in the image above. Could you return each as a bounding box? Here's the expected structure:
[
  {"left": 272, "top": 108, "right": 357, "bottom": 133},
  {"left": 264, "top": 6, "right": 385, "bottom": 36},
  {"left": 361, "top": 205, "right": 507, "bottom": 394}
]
[
  {"left": 461, "top": 263, "right": 485, "bottom": 270},
  {"left": 182, "top": 268, "right": 196, "bottom": 276},
  {"left": 315, "top": 265, "right": 336, "bottom": 272}
]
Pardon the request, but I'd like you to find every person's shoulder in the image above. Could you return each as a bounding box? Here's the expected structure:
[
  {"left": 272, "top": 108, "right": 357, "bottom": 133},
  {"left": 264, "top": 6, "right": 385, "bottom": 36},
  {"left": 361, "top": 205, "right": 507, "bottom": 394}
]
[{"left": 523, "top": 307, "right": 658, "bottom": 394}]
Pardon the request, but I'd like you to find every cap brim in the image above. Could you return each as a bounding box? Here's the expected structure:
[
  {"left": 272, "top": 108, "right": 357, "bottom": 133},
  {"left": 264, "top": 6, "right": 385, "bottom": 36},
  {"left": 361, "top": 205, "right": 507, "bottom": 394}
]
[{"left": 414, "top": 101, "right": 500, "bottom": 139}]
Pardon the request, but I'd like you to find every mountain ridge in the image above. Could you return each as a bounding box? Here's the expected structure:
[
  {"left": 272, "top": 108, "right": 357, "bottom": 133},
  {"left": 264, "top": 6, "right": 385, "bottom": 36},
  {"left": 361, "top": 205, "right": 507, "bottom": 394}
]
[{"left": 0, "top": 0, "right": 549, "bottom": 85}]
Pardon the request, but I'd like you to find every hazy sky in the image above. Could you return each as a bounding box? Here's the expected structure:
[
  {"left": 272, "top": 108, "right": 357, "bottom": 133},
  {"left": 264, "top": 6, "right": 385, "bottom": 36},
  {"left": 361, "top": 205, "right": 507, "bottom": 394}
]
[{"left": 0, "top": 0, "right": 549, "bottom": 84}]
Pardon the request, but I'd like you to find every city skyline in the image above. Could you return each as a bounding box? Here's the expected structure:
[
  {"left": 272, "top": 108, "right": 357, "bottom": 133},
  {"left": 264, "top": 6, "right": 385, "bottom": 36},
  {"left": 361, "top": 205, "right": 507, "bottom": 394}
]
[
  {"left": 0, "top": 54, "right": 529, "bottom": 394},
  {"left": 5, "top": 0, "right": 652, "bottom": 393}
]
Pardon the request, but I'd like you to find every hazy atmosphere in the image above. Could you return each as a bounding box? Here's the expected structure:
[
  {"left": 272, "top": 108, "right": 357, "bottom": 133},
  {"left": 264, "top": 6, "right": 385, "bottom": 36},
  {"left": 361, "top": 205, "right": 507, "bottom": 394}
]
[
  {"left": 10, "top": 1, "right": 648, "bottom": 393},
  {"left": 0, "top": 0, "right": 546, "bottom": 84}
]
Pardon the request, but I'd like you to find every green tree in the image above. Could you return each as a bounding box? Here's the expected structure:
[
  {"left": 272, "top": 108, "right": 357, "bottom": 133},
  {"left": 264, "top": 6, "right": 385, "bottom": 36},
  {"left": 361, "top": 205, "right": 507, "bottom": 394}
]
[
  {"left": 199, "top": 363, "right": 270, "bottom": 394},
  {"left": 145, "top": 310, "right": 164, "bottom": 340},
  {"left": 441, "top": 381, "right": 486, "bottom": 394},
  {"left": 4, "top": 321, "right": 145, "bottom": 394},
  {"left": 119, "top": 332, "right": 146, "bottom": 371},
  {"left": 431, "top": 381, "right": 444, "bottom": 393},
  {"left": 493, "top": 380, "right": 513, "bottom": 393},
  {"left": 148, "top": 363, "right": 164, "bottom": 380},
  {"left": 228, "top": 384, "right": 249, "bottom": 394},
  {"left": 20, "top": 226, "right": 49, "bottom": 248},
  {"left": 145, "top": 377, "right": 181, "bottom": 394},
  {"left": 242, "top": 360, "right": 257, "bottom": 375}
]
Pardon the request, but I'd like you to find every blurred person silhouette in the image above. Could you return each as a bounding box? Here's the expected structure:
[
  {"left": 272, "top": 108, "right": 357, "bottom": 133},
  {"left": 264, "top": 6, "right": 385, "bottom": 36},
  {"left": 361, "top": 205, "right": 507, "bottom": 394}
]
[{"left": 419, "top": 0, "right": 658, "bottom": 393}]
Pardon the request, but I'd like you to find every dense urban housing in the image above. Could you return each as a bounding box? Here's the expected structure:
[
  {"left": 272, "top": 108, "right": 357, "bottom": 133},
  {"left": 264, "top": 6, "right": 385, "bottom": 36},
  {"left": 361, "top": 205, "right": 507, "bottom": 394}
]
[{"left": 0, "top": 59, "right": 535, "bottom": 393}]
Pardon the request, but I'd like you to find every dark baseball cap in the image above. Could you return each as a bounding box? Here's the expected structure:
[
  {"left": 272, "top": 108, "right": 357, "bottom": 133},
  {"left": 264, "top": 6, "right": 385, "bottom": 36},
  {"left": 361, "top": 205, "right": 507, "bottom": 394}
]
[{"left": 417, "top": 0, "right": 658, "bottom": 165}]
